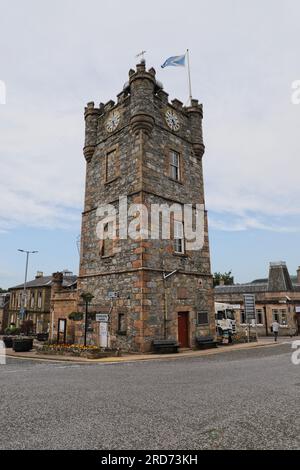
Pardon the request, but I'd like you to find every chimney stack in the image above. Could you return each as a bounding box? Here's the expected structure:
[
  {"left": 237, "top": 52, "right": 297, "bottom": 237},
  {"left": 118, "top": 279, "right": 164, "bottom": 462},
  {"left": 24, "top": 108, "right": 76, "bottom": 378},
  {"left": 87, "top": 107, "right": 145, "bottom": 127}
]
[
  {"left": 35, "top": 271, "right": 43, "bottom": 279},
  {"left": 297, "top": 267, "right": 300, "bottom": 284},
  {"left": 51, "top": 272, "right": 63, "bottom": 292},
  {"left": 268, "top": 261, "right": 293, "bottom": 292}
]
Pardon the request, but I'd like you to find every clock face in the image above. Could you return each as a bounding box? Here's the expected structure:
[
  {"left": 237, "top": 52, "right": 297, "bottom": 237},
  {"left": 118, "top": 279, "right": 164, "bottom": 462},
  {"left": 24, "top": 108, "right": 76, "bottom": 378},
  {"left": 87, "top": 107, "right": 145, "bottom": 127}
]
[
  {"left": 106, "top": 110, "right": 121, "bottom": 133},
  {"left": 165, "top": 109, "right": 180, "bottom": 131}
]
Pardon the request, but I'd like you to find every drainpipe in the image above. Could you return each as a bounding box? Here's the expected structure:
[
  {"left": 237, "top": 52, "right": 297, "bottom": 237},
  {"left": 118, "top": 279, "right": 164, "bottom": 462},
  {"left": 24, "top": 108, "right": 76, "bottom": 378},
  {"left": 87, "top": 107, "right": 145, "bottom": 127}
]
[
  {"left": 264, "top": 305, "right": 268, "bottom": 336},
  {"left": 162, "top": 264, "right": 178, "bottom": 339}
]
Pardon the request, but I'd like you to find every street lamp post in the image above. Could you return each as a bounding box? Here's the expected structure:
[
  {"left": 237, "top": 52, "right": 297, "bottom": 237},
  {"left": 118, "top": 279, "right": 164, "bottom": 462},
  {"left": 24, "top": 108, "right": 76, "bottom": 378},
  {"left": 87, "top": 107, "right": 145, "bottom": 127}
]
[
  {"left": 18, "top": 249, "right": 38, "bottom": 320},
  {"left": 81, "top": 292, "right": 94, "bottom": 347}
]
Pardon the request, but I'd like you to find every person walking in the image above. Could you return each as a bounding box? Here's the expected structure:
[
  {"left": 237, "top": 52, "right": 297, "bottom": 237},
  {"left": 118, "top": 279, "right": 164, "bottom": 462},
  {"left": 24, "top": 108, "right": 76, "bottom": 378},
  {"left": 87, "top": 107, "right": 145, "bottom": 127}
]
[{"left": 271, "top": 319, "right": 280, "bottom": 342}]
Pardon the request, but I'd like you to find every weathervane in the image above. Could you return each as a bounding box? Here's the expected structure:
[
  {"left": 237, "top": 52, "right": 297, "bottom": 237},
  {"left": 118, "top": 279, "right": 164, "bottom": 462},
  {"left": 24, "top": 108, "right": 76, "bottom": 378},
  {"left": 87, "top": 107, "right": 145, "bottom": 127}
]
[{"left": 136, "top": 50, "right": 147, "bottom": 62}]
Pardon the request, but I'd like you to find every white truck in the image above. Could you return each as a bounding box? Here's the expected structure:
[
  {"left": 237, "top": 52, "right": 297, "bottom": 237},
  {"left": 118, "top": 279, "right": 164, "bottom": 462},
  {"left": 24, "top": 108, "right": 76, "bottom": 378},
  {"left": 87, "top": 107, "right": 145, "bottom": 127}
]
[{"left": 215, "top": 302, "right": 239, "bottom": 342}]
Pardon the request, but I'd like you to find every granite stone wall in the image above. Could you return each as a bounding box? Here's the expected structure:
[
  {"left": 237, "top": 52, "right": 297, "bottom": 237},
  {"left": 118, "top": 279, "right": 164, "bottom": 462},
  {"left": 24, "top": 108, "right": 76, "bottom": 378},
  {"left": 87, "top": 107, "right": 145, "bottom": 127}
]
[{"left": 78, "top": 61, "right": 215, "bottom": 352}]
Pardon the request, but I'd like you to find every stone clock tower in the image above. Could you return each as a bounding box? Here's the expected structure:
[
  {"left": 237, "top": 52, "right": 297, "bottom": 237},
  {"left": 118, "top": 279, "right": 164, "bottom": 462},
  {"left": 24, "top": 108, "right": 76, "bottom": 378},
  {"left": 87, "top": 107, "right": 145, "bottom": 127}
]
[{"left": 78, "top": 61, "right": 215, "bottom": 352}]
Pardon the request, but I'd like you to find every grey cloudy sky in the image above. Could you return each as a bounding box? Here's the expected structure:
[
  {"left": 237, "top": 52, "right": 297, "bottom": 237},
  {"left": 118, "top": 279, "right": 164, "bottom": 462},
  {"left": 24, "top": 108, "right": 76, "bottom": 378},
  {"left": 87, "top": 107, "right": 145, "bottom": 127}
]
[{"left": 0, "top": 0, "right": 299, "bottom": 286}]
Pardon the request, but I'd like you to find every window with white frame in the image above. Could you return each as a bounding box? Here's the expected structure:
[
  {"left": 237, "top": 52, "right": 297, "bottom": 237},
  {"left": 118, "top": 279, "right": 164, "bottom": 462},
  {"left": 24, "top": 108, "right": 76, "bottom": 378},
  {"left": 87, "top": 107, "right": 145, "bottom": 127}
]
[
  {"left": 170, "top": 150, "right": 180, "bottom": 181},
  {"left": 174, "top": 219, "right": 184, "bottom": 254},
  {"left": 280, "top": 310, "right": 287, "bottom": 325},
  {"left": 30, "top": 292, "right": 35, "bottom": 309},
  {"left": 37, "top": 291, "right": 42, "bottom": 309}
]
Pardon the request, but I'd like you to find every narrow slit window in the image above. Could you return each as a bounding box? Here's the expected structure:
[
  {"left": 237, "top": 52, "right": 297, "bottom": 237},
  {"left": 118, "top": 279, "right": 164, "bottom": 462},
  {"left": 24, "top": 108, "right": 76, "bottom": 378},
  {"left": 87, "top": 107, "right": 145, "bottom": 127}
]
[
  {"left": 101, "top": 223, "right": 113, "bottom": 257},
  {"left": 106, "top": 150, "right": 117, "bottom": 182},
  {"left": 170, "top": 150, "right": 180, "bottom": 181},
  {"left": 174, "top": 220, "right": 184, "bottom": 254}
]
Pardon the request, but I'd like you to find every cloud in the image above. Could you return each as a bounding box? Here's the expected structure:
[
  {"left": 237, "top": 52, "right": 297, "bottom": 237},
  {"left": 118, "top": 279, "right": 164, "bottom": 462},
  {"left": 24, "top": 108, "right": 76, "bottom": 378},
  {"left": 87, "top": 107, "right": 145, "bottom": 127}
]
[
  {"left": 0, "top": 0, "right": 299, "bottom": 235},
  {"left": 209, "top": 214, "right": 300, "bottom": 233},
  {"left": 204, "top": 93, "right": 300, "bottom": 231},
  {"left": 0, "top": 107, "right": 84, "bottom": 231}
]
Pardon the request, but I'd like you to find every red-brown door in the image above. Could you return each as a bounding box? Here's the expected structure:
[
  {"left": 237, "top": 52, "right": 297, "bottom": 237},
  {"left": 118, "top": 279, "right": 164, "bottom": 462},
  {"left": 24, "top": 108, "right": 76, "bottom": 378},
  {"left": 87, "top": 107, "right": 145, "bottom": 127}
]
[{"left": 178, "top": 312, "right": 189, "bottom": 348}]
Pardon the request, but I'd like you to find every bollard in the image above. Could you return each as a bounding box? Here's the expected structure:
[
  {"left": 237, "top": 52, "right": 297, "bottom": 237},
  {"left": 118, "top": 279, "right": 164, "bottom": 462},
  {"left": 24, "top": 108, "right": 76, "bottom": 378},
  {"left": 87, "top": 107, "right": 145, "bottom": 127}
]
[{"left": 0, "top": 340, "right": 6, "bottom": 365}]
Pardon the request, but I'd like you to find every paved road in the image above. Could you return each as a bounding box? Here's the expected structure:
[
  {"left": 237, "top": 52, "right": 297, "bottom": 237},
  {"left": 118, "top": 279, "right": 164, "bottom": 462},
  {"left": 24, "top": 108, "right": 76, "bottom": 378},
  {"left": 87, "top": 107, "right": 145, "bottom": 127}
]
[{"left": 0, "top": 342, "right": 299, "bottom": 450}]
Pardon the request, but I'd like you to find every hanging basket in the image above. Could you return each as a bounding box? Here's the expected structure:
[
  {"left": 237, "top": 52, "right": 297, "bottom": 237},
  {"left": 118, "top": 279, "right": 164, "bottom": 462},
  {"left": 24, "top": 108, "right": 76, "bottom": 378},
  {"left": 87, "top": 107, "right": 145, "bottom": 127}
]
[{"left": 68, "top": 312, "right": 83, "bottom": 321}]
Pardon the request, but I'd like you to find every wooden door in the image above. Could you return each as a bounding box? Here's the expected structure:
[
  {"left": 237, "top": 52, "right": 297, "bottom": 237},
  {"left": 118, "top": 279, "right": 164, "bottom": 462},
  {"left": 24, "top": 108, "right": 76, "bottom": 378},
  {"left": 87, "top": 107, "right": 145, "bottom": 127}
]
[
  {"left": 57, "top": 318, "right": 67, "bottom": 344},
  {"left": 178, "top": 312, "right": 189, "bottom": 348}
]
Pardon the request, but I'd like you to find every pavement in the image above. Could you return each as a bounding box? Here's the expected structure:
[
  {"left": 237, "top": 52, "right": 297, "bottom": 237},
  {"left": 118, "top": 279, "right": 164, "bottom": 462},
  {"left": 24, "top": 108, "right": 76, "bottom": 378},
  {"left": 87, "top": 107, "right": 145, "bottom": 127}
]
[
  {"left": 4, "top": 336, "right": 284, "bottom": 364},
  {"left": 0, "top": 340, "right": 299, "bottom": 450}
]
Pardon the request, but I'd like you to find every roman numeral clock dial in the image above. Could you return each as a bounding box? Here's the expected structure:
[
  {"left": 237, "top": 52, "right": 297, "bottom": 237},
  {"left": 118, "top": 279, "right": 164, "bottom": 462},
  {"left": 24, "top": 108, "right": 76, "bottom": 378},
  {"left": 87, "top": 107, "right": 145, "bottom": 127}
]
[
  {"left": 105, "top": 110, "right": 121, "bottom": 133},
  {"left": 165, "top": 109, "right": 180, "bottom": 131}
]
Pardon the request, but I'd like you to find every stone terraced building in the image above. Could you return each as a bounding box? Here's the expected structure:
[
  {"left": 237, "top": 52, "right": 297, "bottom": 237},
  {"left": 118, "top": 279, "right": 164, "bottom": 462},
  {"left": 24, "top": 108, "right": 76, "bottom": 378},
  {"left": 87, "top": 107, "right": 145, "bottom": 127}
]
[
  {"left": 8, "top": 271, "right": 77, "bottom": 335},
  {"left": 77, "top": 61, "right": 215, "bottom": 352},
  {"left": 215, "top": 262, "right": 300, "bottom": 336}
]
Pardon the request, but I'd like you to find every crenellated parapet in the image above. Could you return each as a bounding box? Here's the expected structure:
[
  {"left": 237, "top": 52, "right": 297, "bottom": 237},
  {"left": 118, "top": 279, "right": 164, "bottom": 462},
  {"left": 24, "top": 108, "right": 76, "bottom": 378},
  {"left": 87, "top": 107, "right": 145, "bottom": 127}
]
[{"left": 82, "top": 61, "right": 206, "bottom": 157}]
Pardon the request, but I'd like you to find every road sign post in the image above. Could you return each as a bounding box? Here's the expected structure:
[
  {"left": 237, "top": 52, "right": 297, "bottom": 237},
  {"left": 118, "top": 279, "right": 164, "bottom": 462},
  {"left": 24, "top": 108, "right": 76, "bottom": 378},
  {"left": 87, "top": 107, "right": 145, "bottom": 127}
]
[{"left": 243, "top": 294, "right": 256, "bottom": 343}]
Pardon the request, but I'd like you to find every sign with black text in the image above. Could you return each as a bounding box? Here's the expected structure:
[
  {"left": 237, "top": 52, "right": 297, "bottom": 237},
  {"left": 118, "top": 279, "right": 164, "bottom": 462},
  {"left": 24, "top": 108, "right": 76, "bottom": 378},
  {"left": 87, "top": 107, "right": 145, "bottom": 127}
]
[{"left": 243, "top": 294, "right": 256, "bottom": 322}]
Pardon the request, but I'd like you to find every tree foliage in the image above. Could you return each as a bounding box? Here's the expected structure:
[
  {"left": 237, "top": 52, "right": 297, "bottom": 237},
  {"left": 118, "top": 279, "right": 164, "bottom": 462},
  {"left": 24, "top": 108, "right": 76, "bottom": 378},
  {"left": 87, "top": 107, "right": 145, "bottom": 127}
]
[{"left": 213, "top": 271, "right": 234, "bottom": 287}]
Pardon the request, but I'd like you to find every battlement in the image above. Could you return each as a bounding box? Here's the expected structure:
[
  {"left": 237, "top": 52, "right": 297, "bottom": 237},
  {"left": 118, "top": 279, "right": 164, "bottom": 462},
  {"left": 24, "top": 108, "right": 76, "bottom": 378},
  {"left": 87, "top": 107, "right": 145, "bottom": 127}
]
[{"left": 84, "top": 62, "right": 203, "bottom": 117}]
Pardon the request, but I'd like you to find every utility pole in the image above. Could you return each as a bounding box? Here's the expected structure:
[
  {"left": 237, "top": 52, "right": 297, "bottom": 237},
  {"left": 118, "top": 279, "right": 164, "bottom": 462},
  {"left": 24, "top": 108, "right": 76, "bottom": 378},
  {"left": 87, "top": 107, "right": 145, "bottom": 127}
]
[{"left": 18, "top": 249, "right": 38, "bottom": 321}]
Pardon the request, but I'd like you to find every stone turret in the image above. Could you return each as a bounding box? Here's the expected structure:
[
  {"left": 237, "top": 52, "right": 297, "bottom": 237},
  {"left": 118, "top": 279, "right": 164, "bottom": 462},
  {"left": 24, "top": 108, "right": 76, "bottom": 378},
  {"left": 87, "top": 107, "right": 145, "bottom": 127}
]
[
  {"left": 186, "top": 98, "right": 205, "bottom": 159},
  {"left": 129, "top": 61, "right": 156, "bottom": 135},
  {"left": 83, "top": 101, "right": 101, "bottom": 162}
]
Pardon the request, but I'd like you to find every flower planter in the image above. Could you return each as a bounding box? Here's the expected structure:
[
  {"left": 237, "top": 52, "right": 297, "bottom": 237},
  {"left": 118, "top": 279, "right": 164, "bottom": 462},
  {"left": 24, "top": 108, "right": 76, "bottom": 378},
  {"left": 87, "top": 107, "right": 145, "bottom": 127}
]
[
  {"left": 3, "top": 336, "right": 14, "bottom": 348},
  {"left": 12, "top": 338, "right": 33, "bottom": 352},
  {"left": 39, "top": 345, "right": 121, "bottom": 359},
  {"left": 36, "top": 333, "right": 49, "bottom": 342},
  {"left": 84, "top": 351, "right": 107, "bottom": 359}
]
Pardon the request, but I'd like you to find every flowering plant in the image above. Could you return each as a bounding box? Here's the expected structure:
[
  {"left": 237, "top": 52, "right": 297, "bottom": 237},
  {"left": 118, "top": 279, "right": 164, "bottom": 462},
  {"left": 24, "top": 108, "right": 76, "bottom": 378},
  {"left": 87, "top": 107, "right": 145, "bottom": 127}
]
[{"left": 42, "top": 343, "right": 99, "bottom": 352}]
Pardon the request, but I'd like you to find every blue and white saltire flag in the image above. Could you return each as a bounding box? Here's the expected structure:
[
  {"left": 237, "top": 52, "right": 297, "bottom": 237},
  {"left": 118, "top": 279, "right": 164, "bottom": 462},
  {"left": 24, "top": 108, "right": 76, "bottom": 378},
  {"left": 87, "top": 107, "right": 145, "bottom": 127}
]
[{"left": 161, "top": 54, "right": 186, "bottom": 68}]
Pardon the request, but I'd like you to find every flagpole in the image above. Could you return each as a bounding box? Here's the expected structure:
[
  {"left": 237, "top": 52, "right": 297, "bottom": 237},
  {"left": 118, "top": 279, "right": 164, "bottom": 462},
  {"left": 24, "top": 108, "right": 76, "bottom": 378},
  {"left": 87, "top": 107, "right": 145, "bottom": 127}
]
[{"left": 186, "top": 49, "right": 193, "bottom": 105}]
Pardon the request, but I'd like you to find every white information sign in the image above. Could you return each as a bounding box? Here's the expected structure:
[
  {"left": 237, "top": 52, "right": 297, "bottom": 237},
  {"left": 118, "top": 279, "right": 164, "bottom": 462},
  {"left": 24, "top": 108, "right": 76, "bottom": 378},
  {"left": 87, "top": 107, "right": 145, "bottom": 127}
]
[
  {"left": 99, "top": 322, "right": 108, "bottom": 348},
  {"left": 96, "top": 314, "right": 109, "bottom": 322}
]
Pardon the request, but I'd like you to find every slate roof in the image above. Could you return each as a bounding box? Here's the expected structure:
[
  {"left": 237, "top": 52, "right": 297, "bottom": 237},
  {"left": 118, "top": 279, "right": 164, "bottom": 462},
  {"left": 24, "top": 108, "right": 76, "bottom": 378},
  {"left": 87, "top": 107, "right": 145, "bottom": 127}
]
[
  {"left": 215, "top": 263, "right": 300, "bottom": 295},
  {"left": 215, "top": 283, "right": 268, "bottom": 295},
  {"left": 9, "top": 275, "right": 77, "bottom": 290}
]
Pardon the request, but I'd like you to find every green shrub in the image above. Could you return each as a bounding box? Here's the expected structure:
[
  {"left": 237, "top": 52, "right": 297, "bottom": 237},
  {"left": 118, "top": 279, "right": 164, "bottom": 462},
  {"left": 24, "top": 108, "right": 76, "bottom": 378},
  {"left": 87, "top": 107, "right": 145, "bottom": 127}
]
[{"left": 4, "top": 326, "right": 21, "bottom": 336}]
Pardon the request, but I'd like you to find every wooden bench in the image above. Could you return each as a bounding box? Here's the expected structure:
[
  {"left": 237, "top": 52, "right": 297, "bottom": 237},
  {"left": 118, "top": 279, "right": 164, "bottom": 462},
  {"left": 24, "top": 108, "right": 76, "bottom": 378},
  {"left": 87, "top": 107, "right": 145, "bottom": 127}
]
[
  {"left": 36, "top": 333, "right": 49, "bottom": 342},
  {"left": 195, "top": 335, "right": 218, "bottom": 350},
  {"left": 152, "top": 340, "right": 179, "bottom": 354}
]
